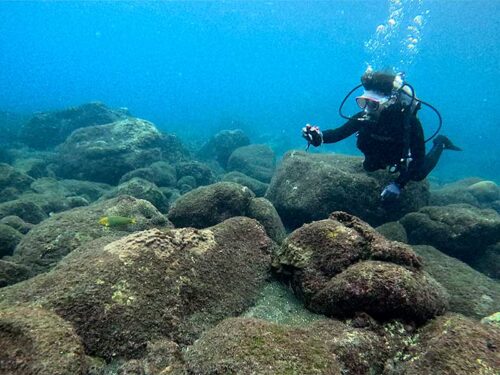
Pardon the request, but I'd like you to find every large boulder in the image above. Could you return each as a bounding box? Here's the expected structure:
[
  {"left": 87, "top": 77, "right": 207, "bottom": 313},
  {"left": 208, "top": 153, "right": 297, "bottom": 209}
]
[
  {"left": 0, "top": 217, "right": 272, "bottom": 360},
  {"left": 246, "top": 197, "right": 286, "bottom": 244},
  {"left": 274, "top": 211, "right": 447, "bottom": 324},
  {"left": 412, "top": 245, "right": 500, "bottom": 319},
  {"left": 0, "top": 224, "right": 23, "bottom": 258},
  {"left": 168, "top": 182, "right": 254, "bottom": 228},
  {"left": 175, "top": 161, "right": 217, "bottom": 188},
  {"left": 430, "top": 178, "right": 500, "bottom": 210},
  {"left": 19, "top": 102, "right": 130, "bottom": 149},
  {"left": 182, "top": 317, "right": 388, "bottom": 375},
  {"left": 55, "top": 118, "right": 189, "bottom": 184},
  {"left": 0, "top": 200, "right": 47, "bottom": 224},
  {"left": 266, "top": 151, "right": 429, "bottom": 229},
  {"left": 196, "top": 129, "right": 250, "bottom": 168},
  {"left": 0, "top": 163, "right": 34, "bottom": 203},
  {"left": 9, "top": 195, "right": 170, "bottom": 275},
  {"left": 119, "top": 161, "right": 177, "bottom": 187},
  {"left": 394, "top": 314, "right": 500, "bottom": 374},
  {"left": 0, "top": 260, "right": 30, "bottom": 287},
  {"left": 0, "top": 305, "right": 88, "bottom": 374},
  {"left": 102, "top": 177, "right": 170, "bottom": 213},
  {"left": 227, "top": 144, "right": 276, "bottom": 183},
  {"left": 400, "top": 204, "right": 500, "bottom": 263},
  {"left": 222, "top": 171, "right": 269, "bottom": 197}
]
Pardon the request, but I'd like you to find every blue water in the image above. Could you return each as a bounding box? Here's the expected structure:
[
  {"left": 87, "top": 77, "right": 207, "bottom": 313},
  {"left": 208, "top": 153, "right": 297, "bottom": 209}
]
[{"left": 0, "top": 1, "right": 498, "bottom": 182}]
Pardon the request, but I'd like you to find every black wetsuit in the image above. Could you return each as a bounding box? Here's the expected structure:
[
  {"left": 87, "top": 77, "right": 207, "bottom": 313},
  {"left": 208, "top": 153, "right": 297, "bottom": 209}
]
[{"left": 322, "top": 105, "right": 444, "bottom": 187}]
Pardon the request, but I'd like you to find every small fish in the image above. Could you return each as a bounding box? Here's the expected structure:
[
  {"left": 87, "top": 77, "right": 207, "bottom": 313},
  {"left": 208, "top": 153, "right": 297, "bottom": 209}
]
[{"left": 99, "top": 216, "right": 136, "bottom": 227}]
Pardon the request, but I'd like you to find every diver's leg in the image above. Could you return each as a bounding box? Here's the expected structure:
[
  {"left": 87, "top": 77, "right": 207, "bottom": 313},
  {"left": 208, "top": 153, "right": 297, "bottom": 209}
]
[{"left": 420, "top": 135, "right": 461, "bottom": 178}]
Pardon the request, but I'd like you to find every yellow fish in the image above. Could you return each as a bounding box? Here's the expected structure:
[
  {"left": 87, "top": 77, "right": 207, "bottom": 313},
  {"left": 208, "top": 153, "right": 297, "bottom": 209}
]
[{"left": 99, "top": 216, "right": 136, "bottom": 227}]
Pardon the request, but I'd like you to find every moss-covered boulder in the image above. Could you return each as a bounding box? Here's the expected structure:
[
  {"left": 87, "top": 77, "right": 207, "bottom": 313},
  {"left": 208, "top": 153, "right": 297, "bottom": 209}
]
[
  {"left": 0, "top": 305, "right": 87, "bottom": 374},
  {"left": 376, "top": 221, "right": 408, "bottom": 243},
  {"left": 0, "top": 223, "right": 23, "bottom": 257},
  {"left": 412, "top": 245, "right": 500, "bottom": 319},
  {"left": 430, "top": 178, "right": 500, "bottom": 209},
  {"left": 227, "top": 144, "right": 276, "bottom": 183},
  {"left": 0, "top": 217, "right": 272, "bottom": 360},
  {"left": 246, "top": 197, "right": 286, "bottom": 244},
  {"left": 119, "top": 161, "right": 177, "bottom": 187},
  {"left": 396, "top": 314, "right": 500, "bottom": 374},
  {"left": 0, "top": 215, "right": 33, "bottom": 234},
  {"left": 275, "top": 211, "right": 447, "bottom": 324},
  {"left": 182, "top": 317, "right": 388, "bottom": 375},
  {"left": 30, "top": 177, "right": 110, "bottom": 203},
  {"left": 196, "top": 129, "right": 251, "bottom": 168},
  {"left": 175, "top": 161, "right": 217, "bottom": 188},
  {"left": 19, "top": 102, "right": 130, "bottom": 150},
  {"left": 0, "top": 260, "right": 30, "bottom": 287},
  {"left": 102, "top": 177, "right": 170, "bottom": 213},
  {"left": 56, "top": 118, "right": 188, "bottom": 184},
  {"left": 10, "top": 195, "right": 170, "bottom": 275},
  {"left": 168, "top": 182, "right": 254, "bottom": 228},
  {"left": 222, "top": 171, "right": 269, "bottom": 197},
  {"left": 473, "top": 242, "right": 500, "bottom": 280},
  {"left": 266, "top": 151, "right": 429, "bottom": 229},
  {"left": 0, "top": 199, "right": 47, "bottom": 224},
  {"left": 400, "top": 204, "right": 500, "bottom": 263},
  {"left": 0, "top": 163, "right": 34, "bottom": 203},
  {"left": 310, "top": 260, "right": 448, "bottom": 324}
]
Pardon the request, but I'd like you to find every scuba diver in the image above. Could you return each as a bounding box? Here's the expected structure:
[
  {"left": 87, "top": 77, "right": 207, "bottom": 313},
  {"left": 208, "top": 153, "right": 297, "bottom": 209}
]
[{"left": 302, "top": 68, "right": 461, "bottom": 201}]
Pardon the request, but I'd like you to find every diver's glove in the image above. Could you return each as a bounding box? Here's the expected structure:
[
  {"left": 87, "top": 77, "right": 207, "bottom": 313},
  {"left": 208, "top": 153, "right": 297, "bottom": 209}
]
[
  {"left": 381, "top": 182, "right": 401, "bottom": 201},
  {"left": 302, "top": 124, "right": 323, "bottom": 150}
]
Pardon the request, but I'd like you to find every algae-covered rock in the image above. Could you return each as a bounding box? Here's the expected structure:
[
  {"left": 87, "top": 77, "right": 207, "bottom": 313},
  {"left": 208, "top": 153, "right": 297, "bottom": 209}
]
[
  {"left": 0, "top": 305, "right": 87, "bottom": 374},
  {"left": 0, "top": 223, "right": 23, "bottom": 257},
  {"left": 182, "top": 317, "right": 388, "bottom": 375},
  {"left": 412, "top": 245, "right": 500, "bottom": 319},
  {"left": 119, "top": 161, "right": 177, "bottom": 187},
  {"left": 30, "top": 177, "right": 110, "bottom": 203},
  {"left": 397, "top": 314, "right": 500, "bottom": 374},
  {"left": 246, "top": 197, "right": 286, "bottom": 244},
  {"left": 168, "top": 182, "right": 254, "bottom": 228},
  {"left": 197, "top": 129, "right": 251, "bottom": 168},
  {"left": 400, "top": 204, "right": 500, "bottom": 263},
  {"left": 0, "top": 217, "right": 272, "bottom": 360},
  {"left": 10, "top": 195, "right": 170, "bottom": 275},
  {"left": 19, "top": 102, "right": 130, "bottom": 150},
  {"left": 0, "top": 260, "right": 30, "bottom": 287},
  {"left": 0, "top": 163, "right": 34, "bottom": 203},
  {"left": 56, "top": 118, "right": 188, "bottom": 184},
  {"left": 266, "top": 151, "right": 429, "bottom": 229},
  {"left": 227, "top": 144, "right": 276, "bottom": 183},
  {"left": 473, "top": 242, "right": 500, "bottom": 280},
  {"left": 175, "top": 161, "right": 217, "bottom": 188},
  {"left": 275, "top": 212, "right": 447, "bottom": 324},
  {"left": 376, "top": 221, "right": 408, "bottom": 243},
  {"left": 310, "top": 260, "right": 447, "bottom": 324},
  {"left": 0, "top": 215, "right": 33, "bottom": 234},
  {"left": 103, "top": 177, "right": 170, "bottom": 213},
  {"left": 0, "top": 199, "right": 47, "bottom": 224},
  {"left": 222, "top": 171, "right": 269, "bottom": 197}
]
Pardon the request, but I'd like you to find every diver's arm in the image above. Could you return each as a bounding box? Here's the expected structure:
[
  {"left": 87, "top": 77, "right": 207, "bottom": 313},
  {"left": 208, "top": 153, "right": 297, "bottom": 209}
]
[
  {"left": 396, "top": 117, "right": 425, "bottom": 187},
  {"left": 322, "top": 117, "right": 362, "bottom": 144}
]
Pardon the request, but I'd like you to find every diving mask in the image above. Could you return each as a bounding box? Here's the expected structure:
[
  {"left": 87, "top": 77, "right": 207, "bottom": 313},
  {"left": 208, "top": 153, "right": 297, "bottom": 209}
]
[{"left": 356, "top": 90, "right": 390, "bottom": 112}]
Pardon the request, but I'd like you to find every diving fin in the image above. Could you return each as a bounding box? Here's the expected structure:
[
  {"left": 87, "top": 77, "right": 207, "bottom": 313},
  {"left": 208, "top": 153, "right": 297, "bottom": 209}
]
[{"left": 434, "top": 135, "right": 462, "bottom": 151}]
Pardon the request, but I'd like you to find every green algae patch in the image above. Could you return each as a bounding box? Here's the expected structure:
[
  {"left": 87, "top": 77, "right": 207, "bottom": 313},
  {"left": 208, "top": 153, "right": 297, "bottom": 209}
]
[{"left": 111, "top": 280, "right": 136, "bottom": 306}]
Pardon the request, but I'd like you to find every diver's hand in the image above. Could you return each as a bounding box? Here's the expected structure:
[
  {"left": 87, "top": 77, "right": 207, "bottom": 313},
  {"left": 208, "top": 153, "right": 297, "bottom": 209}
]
[
  {"left": 302, "top": 124, "right": 323, "bottom": 148},
  {"left": 381, "top": 182, "right": 401, "bottom": 201}
]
